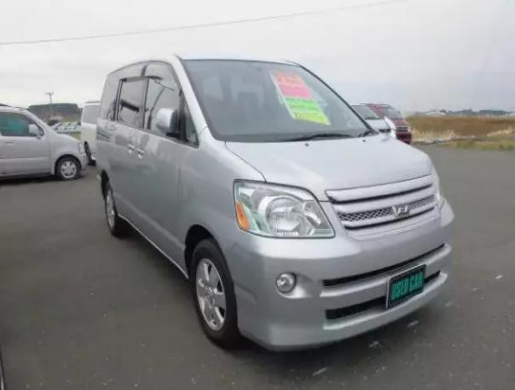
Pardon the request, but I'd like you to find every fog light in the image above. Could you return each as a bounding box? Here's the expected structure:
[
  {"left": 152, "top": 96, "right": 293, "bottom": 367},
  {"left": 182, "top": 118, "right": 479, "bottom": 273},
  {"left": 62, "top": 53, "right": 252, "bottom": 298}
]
[{"left": 276, "top": 273, "right": 296, "bottom": 293}]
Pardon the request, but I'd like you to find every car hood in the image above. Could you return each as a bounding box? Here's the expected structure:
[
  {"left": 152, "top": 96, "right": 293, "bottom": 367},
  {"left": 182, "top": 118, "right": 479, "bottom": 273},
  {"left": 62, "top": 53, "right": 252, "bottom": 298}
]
[
  {"left": 226, "top": 136, "right": 432, "bottom": 201},
  {"left": 57, "top": 133, "right": 79, "bottom": 143}
]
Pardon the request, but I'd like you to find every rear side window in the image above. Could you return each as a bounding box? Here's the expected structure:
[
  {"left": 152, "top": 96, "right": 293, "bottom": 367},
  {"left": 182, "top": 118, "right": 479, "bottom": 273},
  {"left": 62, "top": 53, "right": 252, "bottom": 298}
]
[
  {"left": 99, "top": 77, "right": 118, "bottom": 120},
  {"left": 0, "top": 113, "right": 36, "bottom": 137},
  {"left": 82, "top": 104, "right": 99, "bottom": 124},
  {"left": 117, "top": 79, "right": 146, "bottom": 128}
]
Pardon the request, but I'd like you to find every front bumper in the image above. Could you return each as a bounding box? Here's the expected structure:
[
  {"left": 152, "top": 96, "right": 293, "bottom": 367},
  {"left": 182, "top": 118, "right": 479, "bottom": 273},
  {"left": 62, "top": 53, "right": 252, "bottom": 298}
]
[{"left": 225, "top": 202, "right": 453, "bottom": 350}]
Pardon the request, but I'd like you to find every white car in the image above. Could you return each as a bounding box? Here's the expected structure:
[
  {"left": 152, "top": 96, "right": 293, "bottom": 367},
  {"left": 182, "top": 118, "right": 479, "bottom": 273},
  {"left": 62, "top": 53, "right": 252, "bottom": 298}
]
[
  {"left": 0, "top": 105, "right": 87, "bottom": 180},
  {"left": 352, "top": 104, "right": 396, "bottom": 138},
  {"left": 79, "top": 101, "right": 100, "bottom": 164}
]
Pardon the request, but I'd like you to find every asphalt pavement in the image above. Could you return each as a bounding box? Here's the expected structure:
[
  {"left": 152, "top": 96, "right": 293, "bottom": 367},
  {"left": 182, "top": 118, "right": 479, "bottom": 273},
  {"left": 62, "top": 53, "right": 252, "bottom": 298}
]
[{"left": 0, "top": 146, "right": 514, "bottom": 389}]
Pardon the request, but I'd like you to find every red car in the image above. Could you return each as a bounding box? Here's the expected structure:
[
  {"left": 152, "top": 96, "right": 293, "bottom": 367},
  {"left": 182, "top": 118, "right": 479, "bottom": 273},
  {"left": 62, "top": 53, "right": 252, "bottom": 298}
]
[{"left": 366, "top": 104, "right": 412, "bottom": 144}]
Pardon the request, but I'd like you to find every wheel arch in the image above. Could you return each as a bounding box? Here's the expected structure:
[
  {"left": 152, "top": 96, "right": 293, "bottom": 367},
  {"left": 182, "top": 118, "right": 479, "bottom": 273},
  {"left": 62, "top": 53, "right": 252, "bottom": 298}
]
[
  {"left": 100, "top": 170, "right": 110, "bottom": 198},
  {"left": 184, "top": 225, "right": 216, "bottom": 277}
]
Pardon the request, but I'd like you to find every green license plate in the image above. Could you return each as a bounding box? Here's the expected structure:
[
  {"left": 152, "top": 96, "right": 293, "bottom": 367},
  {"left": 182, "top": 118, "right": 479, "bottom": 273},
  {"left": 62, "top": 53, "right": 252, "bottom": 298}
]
[{"left": 386, "top": 265, "right": 426, "bottom": 308}]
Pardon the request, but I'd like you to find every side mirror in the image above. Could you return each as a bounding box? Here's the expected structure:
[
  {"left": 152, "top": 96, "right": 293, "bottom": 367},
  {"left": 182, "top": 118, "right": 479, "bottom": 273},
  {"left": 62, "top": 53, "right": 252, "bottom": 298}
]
[
  {"left": 156, "top": 108, "right": 179, "bottom": 137},
  {"left": 28, "top": 124, "right": 41, "bottom": 138}
]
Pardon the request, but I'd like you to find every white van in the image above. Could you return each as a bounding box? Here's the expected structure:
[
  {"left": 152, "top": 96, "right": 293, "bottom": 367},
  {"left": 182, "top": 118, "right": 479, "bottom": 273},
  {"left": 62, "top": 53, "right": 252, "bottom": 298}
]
[{"left": 79, "top": 101, "right": 100, "bottom": 164}]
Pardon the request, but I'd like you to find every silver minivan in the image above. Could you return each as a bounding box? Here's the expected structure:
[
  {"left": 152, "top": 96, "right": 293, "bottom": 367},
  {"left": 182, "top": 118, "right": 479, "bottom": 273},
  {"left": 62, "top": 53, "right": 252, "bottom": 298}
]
[
  {"left": 0, "top": 105, "right": 86, "bottom": 180},
  {"left": 96, "top": 55, "right": 454, "bottom": 350}
]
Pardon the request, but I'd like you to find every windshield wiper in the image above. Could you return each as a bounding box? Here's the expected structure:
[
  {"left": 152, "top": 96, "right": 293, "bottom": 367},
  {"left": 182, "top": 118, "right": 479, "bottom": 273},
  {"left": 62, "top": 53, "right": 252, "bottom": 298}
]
[
  {"left": 357, "top": 129, "right": 378, "bottom": 137},
  {"left": 284, "top": 133, "right": 353, "bottom": 142}
]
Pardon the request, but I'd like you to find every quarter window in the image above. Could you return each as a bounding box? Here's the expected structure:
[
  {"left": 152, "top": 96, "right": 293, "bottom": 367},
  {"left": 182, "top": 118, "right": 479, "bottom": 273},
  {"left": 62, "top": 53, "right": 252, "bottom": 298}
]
[
  {"left": 99, "top": 77, "right": 119, "bottom": 121},
  {"left": 117, "top": 78, "right": 146, "bottom": 128},
  {"left": 144, "top": 78, "right": 180, "bottom": 133}
]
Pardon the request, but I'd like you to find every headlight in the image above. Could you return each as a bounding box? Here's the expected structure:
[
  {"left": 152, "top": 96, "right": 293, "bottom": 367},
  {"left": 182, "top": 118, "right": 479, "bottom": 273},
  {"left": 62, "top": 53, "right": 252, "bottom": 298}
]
[
  {"left": 431, "top": 167, "right": 445, "bottom": 209},
  {"left": 234, "top": 182, "right": 334, "bottom": 238},
  {"left": 78, "top": 143, "right": 85, "bottom": 154}
]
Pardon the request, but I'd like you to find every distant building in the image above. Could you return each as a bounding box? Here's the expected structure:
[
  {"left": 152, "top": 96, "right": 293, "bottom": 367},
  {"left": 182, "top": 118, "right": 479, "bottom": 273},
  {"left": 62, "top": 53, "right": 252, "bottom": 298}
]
[{"left": 425, "top": 110, "right": 447, "bottom": 117}]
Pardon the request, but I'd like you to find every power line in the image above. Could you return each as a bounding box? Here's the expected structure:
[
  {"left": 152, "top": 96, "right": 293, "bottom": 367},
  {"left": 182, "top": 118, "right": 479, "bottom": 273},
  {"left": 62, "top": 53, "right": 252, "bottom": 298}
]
[{"left": 0, "top": 0, "right": 415, "bottom": 46}]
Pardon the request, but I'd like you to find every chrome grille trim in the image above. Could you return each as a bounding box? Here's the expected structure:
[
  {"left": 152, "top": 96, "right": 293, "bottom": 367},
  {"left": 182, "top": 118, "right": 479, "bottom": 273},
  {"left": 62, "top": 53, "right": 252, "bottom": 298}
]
[
  {"left": 328, "top": 176, "right": 437, "bottom": 231},
  {"left": 337, "top": 195, "right": 436, "bottom": 228},
  {"left": 326, "top": 175, "right": 433, "bottom": 203}
]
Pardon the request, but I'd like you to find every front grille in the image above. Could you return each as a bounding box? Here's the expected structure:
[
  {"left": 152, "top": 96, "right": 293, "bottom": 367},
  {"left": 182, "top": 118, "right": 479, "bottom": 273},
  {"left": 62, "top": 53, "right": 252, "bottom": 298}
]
[
  {"left": 325, "top": 271, "right": 441, "bottom": 321},
  {"left": 339, "top": 207, "right": 393, "bottom": 223},
  {"left": 396, "top": 126, "right": 409, "bottom": 132},
  {"left": 328, "top": 176, "right": 438, "bottom": 232},
  {"left": 338, "top": 195, "right": 435, "bottom": 226}
]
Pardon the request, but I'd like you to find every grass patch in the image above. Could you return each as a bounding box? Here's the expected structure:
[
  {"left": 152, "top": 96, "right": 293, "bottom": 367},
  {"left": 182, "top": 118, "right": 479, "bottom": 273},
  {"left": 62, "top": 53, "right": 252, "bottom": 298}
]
[
  {"left": 407, "top": 116, "right": 515, "bottom": 138},
  {"left": 442, "top": 139, "right": 515, "bottom": 151}
]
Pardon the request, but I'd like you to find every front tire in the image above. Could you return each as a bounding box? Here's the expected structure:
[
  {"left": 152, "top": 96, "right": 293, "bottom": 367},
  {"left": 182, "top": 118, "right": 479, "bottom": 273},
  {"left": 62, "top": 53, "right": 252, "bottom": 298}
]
[
  {"left": 104, "top": 182, "right": 129, "bottom": 238},
  {"left": 191, "top": 239, "right": 242, "bottom": 349},
  {"left": 56, "top": 156, "right": 80, "bottom": 181}
]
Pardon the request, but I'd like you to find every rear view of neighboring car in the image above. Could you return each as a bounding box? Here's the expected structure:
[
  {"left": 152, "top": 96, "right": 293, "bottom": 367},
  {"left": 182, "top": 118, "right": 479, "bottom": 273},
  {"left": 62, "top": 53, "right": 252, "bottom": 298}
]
[
  {"left": 367, "top": 103, "right": 412, "bottom": 144},
  {"left": 79, "top": 101, "right": 100, "bottom": 164},
  {"left": 352, "top": 104, "right": 395, "bottom": 138}
]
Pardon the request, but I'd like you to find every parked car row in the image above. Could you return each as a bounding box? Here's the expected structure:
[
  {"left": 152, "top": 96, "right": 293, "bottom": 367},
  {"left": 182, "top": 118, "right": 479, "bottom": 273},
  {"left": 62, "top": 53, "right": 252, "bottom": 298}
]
[
  {"left": 352, "top": 103, "right": 412, "bottom": 144},
  {"left": 366, "top": 103, "right": 413, "bottom": 144},
  {"left": 95, "top": 55, "right": 453, "bottom": 350},
  {"left": 0, "top": 105, "right": 86, "bottom": 180}
]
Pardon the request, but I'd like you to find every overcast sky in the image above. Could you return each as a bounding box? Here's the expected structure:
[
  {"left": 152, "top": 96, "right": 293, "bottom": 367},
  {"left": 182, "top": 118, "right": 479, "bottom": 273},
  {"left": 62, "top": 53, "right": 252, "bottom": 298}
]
[{"left": 0, "top": 0, "right": 513, "bottom": 112}]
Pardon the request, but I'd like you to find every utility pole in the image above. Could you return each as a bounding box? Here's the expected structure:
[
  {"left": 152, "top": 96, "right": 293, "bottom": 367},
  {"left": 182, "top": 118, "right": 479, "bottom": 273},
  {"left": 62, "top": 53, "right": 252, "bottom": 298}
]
[{"left": 45, "top": 92, "right": 54, "bottom": 121}]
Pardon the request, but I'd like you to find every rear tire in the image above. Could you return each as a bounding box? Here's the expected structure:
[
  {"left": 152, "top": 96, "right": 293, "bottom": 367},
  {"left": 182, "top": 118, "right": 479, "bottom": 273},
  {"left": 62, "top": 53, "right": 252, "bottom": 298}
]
[
  {"left": 191, "top": 239, "right": 242, "bottom": 349},
  {"left": 104, "top": 181, "right": 129, "bottom": 238},
  {"left": 56, "top": 156, "right": 80, "bottom": 181}
]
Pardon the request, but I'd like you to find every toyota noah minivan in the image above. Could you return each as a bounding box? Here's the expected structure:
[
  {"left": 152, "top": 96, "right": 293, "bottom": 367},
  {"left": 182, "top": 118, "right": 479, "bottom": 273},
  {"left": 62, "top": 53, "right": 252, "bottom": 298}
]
[{"left": 96, "top": 55, "right": 454, "bottom": 350}]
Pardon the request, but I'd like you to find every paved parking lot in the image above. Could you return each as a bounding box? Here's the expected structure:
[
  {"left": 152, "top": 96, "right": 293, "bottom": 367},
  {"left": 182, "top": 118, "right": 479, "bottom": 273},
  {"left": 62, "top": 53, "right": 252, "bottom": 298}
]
[{"left": 0, "top": 146, "right": 514, "bottom": 389}]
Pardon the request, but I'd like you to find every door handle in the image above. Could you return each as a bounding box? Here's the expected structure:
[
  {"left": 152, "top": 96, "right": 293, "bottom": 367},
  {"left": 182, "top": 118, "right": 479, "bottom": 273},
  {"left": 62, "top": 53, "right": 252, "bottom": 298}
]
[
  {"left": 136, "top": 148, "right": 145, "bottom": 158},
  {"left": 127, "top": 144, "right": 135, "bottom": 153},
  {"left": 2, "top": 141, "right": 14, "bottom": 145}
]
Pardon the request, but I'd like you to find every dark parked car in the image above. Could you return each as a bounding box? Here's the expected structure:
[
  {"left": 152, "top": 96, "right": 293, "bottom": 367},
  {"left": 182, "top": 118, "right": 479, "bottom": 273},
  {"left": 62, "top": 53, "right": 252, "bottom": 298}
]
[{"left": 366, "top": 103, "right": 412, "bottom": 144}]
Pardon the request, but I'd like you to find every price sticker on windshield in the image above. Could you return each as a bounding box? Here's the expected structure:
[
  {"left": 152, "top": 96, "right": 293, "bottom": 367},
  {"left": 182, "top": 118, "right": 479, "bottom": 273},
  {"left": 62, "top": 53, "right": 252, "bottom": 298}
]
[{"left": 271, "top": 71, "right": 330, "bottom": 126}]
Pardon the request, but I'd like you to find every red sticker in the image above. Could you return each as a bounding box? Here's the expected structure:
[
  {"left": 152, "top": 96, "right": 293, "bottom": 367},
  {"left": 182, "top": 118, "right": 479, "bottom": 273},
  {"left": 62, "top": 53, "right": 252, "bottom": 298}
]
[{"left": 273, "top": 72, "right": 312, "bottom": 99}]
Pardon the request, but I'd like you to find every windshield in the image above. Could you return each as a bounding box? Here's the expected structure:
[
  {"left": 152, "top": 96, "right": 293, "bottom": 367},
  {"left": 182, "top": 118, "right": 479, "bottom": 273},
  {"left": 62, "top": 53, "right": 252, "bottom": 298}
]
[
  {"left": 352, "top": 104, "right": 380, "bottom": 120},
  {"left": 183, "top": 60, "right": 370, "bottom": 142}
]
